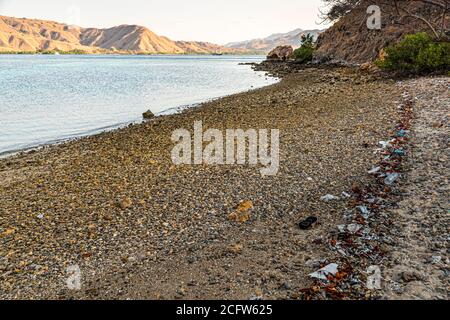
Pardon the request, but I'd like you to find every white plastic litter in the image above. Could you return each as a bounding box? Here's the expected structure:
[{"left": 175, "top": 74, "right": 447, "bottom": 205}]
[
  {"left": 338, "top": 224, "right": 363, "bottom": 234},
  {"left": 384, "top": 173, "right": 399, "bottom": 185},
  {"left": 347, "top": 224, "right": 363, "bottom": 234},
  {"left": 379, "top": 139, "right": 396, "bottom": 149},
  {"left": 357, "top": 206, "right": 370, "bottom": 219},
  {"left": 309, "top": 263, "right": 339, "bottom": 280},
  {"left": 379, "top": 141, "right": 391, "bottom": 149},
  {"left": 341, "top": 192, "right": 351, "bottom": 198},
  {"left": 431, "top": 256, "right": 442, "bottom": 264},
  {"left": 320, "top": 194, "right": 340, "bottom": 202},
  {"left": 368, "top": 167, "right": 381, "bottom": 174}
]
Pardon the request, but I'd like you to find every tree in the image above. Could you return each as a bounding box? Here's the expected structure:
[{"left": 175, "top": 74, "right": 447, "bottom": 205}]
[
  {"left": 292, "top": 33, "right": 316, "bottom": 63},
  {"left": 320, "top": 0, "right": 362, "bottom": 21},
  {"left": 320, "top": 0, "right": 449, "bottom": 40}
]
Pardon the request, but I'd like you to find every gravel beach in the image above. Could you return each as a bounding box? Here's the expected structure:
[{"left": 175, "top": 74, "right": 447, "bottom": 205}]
[
  {"left": 381, "top": 77, "right": 449, "bottom": 300},
  {"left": 1, "top": 65, "right": 437, "bottom": 300}
]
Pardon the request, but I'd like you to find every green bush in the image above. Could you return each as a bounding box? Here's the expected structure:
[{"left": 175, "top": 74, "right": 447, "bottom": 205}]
[
  {"left": 376, "top": 32, "right": 450, "bottom": 73},
  {"left": 292, "top": 33, "right": 315, "bottom": 63}
]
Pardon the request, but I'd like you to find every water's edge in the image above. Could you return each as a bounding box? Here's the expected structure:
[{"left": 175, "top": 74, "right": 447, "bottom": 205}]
[{"left": 0, "top": 76, "right": 279, "bottom": 159}]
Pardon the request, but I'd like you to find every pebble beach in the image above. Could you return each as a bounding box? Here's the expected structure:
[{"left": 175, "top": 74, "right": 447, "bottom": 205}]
[{"left": 0, "top": 64, "right": 447, "bottom": 300}]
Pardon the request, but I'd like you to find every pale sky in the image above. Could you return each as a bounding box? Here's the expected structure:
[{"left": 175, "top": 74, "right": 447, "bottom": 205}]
[{"left": 0, "top": 0, "right": 329, "bottom": 44}]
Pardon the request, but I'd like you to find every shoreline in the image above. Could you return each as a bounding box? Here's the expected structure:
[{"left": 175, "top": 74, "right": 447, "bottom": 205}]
[
  {"left": 0, "top": 63, "right": 447, "bottom": 300},
  {"left": 0, "top": 57, "right": 280, "bottom": 158},
  {"left": 0, "top": 85, "right": 281, "bottom": 160}
]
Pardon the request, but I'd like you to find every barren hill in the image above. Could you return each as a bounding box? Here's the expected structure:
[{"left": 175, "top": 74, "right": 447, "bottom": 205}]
[
  {"left": 0, "top": 15, "right": 241, "bottom": 54},
  {"left": 315, "top": 0, "right": 449, "bottom": 64},
  {"left": 226, "top": 28, "right": 324, "bottom": 53},
  {"left": 0, "top": 15, "right": 95, "bottom": 52}
]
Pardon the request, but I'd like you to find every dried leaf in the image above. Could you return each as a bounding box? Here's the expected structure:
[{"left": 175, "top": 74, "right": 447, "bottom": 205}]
[{"left": 1, "top": 228, "right": 16, "bottom": 237}]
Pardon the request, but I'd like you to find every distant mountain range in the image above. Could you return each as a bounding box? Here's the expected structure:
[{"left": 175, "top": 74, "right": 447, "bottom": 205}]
[
  {"left": 0, "top": 15, "right": 243, "bottom": 54},
  {"left": 225, "top": 28, "right": 324, "bottom": 53},
  {"left": 0, "top": 16, "right": 325, "bottom": 55}
]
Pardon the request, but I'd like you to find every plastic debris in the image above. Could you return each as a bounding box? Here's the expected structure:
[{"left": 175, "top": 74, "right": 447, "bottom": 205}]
[
  {"left": 347, "top": 224, "right": 363, "bottom": 234},
  {"left": 430, "top": 256, "right": 442, "bottom": 264},
  {"left": 299, "top": 216, "right": 318, "bottom": 230},
  {"left": 368, "top": 167, "right": 381, "bottom": 175},
  {"left": 396, "top": 129, "right": 408, "bottom": 137},
  {"left": 357, "top": 206, "right": 370, "bottom": 219},
  {"left": 358, "top": 206, "right": 369, "bottom": 215},
  {"left": 393, "top": 149, "right": 406, "bottom": 156},
  {"left": 321, "top": 194, "right": 340, "bottom": 202},
  {"left": 338, "top": 224, "right": 363, "bottom": 234},
  {"left": 379, "top": 141, "right": 391, "bottom": 149},
  {"left": 341, "top": 192, "right": 351, "bottom": 198},
  {"left": 384, "top": 172, "right": 399, "bottom": 185},
  {"left": 309, "top": 263, "right": 339, "bottom": 281},
  {"left": 37, "top": 213, "right": 45, "bottom": 219}
]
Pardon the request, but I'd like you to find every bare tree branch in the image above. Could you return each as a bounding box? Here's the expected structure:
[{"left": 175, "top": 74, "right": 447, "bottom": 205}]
[{"left": 321, "top": 0, "right": 449, "bottom": 40}]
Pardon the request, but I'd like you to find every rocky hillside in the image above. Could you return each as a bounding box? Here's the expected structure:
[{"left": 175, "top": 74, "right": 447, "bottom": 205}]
[
  {"left": 175, "top": 41, "right": 237, "bottom": 54},
  {"left": 226, "top": 28, "right": 323, "bottom": 53},
  {"left": 0, "top": 15, "right": 241, "bottom": 54},
  {"left": 315, "top": 0, "right": 448, "bottom": 64},
  {"left": 79, "top": 25, "right": 184, "bottom": 53}
]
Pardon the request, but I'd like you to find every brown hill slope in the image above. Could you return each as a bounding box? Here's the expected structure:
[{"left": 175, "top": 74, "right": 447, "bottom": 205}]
[
  {"left": 80, "top": 25, "right": 185, "bottom": 53},
  {"left": 0, "top": 15, "right": 241, "bottom": 54},
  {"left": 315, "top": 0, "right": 448, "bottom": 64},
  {"left": 226, "top": 28, "right": 324, "bottom": 53},
  {"left": 0, "top": 16, "right": 95, "bottom": 52},
  {"left": 176, "top": 41, "right": 239, "bottom": 54}
]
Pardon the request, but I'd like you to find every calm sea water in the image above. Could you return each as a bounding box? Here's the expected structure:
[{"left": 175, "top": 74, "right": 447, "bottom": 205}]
[{"left": 0, "top": 55, "right": 277, "bottom": 155}]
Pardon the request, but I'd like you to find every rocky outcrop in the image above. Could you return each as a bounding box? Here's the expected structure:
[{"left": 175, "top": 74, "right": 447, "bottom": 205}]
[
  {"left": 267, "top": 45, "right": 293, "bottom": 61},
  {"left": 0, "top": 15, "right": 244, "bottom": 54},
  {"left": 314, "top": 0, "right": 448, "bottom": 65}
]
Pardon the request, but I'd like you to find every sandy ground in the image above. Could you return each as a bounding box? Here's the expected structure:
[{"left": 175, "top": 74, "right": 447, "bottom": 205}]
[
  {"left": 0, "top": 66, "right": 432, "bottom": 300},
  {"left": 381, "top": 77, "right": 449, "bottom": 300}
]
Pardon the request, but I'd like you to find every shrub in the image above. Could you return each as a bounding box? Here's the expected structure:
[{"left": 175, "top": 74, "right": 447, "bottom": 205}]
[
  {"left": 376, "top": 32, "right": 450, "bottom": 73},
  {"left": 292, "top": 33, "right": 315, "bottom": 64}
]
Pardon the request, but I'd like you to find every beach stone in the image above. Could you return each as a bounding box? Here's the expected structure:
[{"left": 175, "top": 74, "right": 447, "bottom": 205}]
[
  {"left": 117, "top": 197, "right": 133, "bottom": 210},
  {"left": 143, "top": 110, "right": 155, "bottom": 120},
  {"left": 229, "top": 244, "right": 243, "bottom": 254},
  {"left": 399, "top": 271, "right": 424, "bottom": 283}
]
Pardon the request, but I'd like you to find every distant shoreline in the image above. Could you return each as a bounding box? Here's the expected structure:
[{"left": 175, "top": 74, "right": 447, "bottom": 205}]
[{"left": 0, "top": 51, "right": 266, "bottom": 56}]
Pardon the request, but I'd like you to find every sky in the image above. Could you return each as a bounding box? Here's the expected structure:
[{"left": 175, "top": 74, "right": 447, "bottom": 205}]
[{"left": 0, "top": 0, "right": 330, "bottom": 44}]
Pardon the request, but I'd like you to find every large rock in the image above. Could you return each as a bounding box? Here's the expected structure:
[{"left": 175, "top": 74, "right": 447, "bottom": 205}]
[
  {"left": 267, "top": 45, "right": 293, "bottom": 61},
  {"left": 142, "top": 110, "right": 155, "bottom": 120}
]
